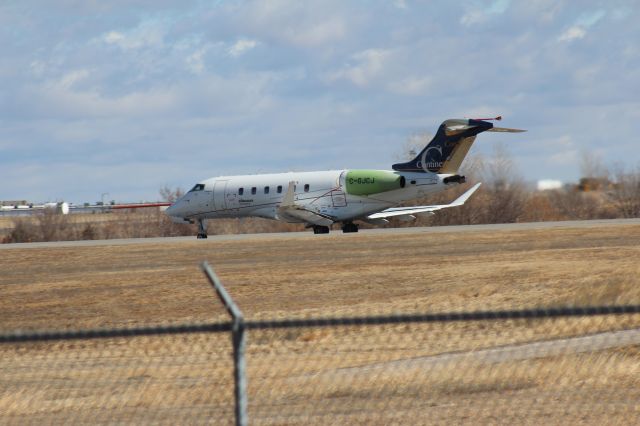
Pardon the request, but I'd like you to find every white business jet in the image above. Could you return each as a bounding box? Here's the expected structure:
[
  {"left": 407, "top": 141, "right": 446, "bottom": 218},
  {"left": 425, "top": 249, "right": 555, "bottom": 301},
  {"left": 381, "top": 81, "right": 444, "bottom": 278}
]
[{"left": 165, "top": 117, "right": 524, "bottom": 238}]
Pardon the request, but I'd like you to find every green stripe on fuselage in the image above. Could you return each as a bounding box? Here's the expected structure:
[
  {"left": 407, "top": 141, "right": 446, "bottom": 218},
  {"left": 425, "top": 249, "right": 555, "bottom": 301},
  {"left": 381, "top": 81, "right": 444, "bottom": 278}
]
[{"left": 345, "top": 170, "right": 403, "bottom": 196}]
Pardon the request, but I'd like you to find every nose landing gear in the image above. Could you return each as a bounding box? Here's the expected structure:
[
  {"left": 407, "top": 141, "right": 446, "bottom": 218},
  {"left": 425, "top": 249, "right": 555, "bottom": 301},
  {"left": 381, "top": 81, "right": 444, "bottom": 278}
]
[{"left": 196, "top": 219, "right": 208, "bottom": 239}]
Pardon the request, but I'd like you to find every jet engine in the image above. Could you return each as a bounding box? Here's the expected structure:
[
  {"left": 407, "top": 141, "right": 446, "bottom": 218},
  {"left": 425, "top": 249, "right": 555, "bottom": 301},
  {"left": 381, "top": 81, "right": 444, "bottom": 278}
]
[{"left": 343, "top": 170, "right": 406, "bottom": 196}]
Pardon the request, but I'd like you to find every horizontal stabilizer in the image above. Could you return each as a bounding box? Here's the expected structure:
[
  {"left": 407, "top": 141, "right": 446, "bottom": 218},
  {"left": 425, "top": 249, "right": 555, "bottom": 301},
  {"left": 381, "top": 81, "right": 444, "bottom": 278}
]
[
  {"left": 367, "top": 183, "right": 481, "bottom": 220},
  {"left": 488, "top": 127, "right": 526, "bottom": 133}
]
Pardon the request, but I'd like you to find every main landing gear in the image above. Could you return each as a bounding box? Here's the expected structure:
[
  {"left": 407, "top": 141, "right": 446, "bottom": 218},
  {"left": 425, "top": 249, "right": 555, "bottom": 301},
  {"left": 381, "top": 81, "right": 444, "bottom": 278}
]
[
  {"left": 341, "top": 222, "right": 359, "bottom": 233},
  {"left": 313, "top": 225, "right": 330, "bottom": 234},
  {"left": 196, "top": 219, "right": 208, "bottom": 239}
]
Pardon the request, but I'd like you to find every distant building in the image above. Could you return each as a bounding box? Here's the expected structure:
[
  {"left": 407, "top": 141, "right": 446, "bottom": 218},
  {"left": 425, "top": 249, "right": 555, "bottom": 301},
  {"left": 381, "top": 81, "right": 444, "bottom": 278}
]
[
  {"left": 577, "top": 177, "right": 612, "bottom": 192},
  {"left": 1, "top": 200, "right": 28, "bottom": 206},
  {"left": 537, "top": 180, "right": 563, "bottom": 191}
]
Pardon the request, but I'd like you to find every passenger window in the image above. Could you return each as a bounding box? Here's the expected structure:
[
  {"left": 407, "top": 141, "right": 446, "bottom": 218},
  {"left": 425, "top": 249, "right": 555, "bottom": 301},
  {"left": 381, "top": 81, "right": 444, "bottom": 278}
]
[
  {"left": 264, "top": 186, "right": 269, "bottom": 194},
  {"left": 277, "top": 185, "right": 282, "bottom": 193},
  {"left": 304, "top": 184, "right": 310, "bottom": 192},
  {"left": 239, "top": 188, "right": 244, "bottom": 195},
  {"left": 251, "top": 187, "right": 256, "bottom": 195},
  {"left": 411, "top": 180, "right": 416, "bottom": 185}
]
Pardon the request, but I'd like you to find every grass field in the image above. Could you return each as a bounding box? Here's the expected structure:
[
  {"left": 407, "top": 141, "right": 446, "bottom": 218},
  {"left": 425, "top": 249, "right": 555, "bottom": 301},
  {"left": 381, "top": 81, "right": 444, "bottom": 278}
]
[{"left": 1, "top": 222, "right": 640, "bottom": 423}]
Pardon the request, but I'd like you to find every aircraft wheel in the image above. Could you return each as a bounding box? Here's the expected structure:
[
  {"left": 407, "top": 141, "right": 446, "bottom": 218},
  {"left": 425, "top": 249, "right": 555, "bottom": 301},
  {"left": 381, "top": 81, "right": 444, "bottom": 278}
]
[
  {"left": 341, "top": 222, "right": 359, "bottom": 233},
  {"left": 196, "top": 219, "right": 207, "bottom": 239},
  {"left": 313, "top": 226, "right": 330, "bottom": 234}
]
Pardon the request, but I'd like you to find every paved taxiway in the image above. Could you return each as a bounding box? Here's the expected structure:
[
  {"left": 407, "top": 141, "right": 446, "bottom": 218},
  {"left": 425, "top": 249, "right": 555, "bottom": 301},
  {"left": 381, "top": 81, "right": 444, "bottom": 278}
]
[
  {"left": 2, "top": 218, "right": 640, "bottom": 250},
  {"left": 335, "top": 328, "right": 640, "bottom": 375}
]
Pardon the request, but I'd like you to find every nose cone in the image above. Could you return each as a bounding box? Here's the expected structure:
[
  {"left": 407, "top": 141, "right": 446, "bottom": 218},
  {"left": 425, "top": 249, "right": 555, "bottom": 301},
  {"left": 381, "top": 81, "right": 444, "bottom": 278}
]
[
  {"left": 165, "top": 203, "right": 177, "bottom": 216},
  {"left": 165, "top": 200, "right": 193, "bottom": 224},
  {"left": 165, "top": 201, "right": 184, "bottom": 217}
]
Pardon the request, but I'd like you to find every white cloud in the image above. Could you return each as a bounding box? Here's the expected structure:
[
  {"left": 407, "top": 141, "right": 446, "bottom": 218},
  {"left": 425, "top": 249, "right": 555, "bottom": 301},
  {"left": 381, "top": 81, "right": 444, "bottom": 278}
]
[
  {"left": 186, "top": 48, "right": 207, "bottom": 74},
  {"left": 611, "top": 7, "right": 632, "bottom": 21},
  {"left": 19, "top": 70, "right": 279, "bottom": 122},
  {"left": 459, "top": 106, "right": 511, "bottom": 120},
  {"left": 543, "top": 135, "right": 577, "bottom": 165},
  {"left": 289, "top": 17, "right": 346, "bottom": 47},
  {"left": 29, "top": 60, "right": 46, "bottom": 77},
  {"left": 328, "top": 49, "right": 390, "bottom": 87},
  {"left": 227, "top": 39, "right": 258, "bottom": 57},
  {"left": 460, "top": 10, "right": 486, "bottom": 26},
  {"left": 549, "top": 149, "right": 578, "bottom": 165},
  {"left": 103, "top": 31, "right": 125, "bottom": 45},
  {"left": 101, "top": 20, "right": 167, "bottom": 50},
  {"left": 388, "top": 76, "right": 431, "bottom": 96},
  {"left": 37, "top": 85, "right": 178, "bottom": 119},
  {"left": 558, "top": 26, "right": 586, "bottom": 42},
  {"left": 241, "top": 2, "right": 348, "bottom": 48},
  {"left": 512, "top": 1, "right": 564, "bottom": 24},
  {"left": 393, "top": 0, "right": 408, "bottom": 10},
  {"left": 57, "top": 69, "right": 90, "bottom": 90},
  {"left": 461, "top": 0, "right": 511, "bottom": 26},
  {"left": 558, "top": 9, "right": 606, "bottom": 43},
  {"left": 576, "top": 9, "right": 606, "bottom": 27}
]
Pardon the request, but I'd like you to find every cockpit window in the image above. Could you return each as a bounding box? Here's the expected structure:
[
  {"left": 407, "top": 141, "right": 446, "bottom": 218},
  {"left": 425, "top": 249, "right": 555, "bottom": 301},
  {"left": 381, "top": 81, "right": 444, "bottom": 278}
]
[{"left": 189, "top": 184, "right": 205, "bottom": 192}]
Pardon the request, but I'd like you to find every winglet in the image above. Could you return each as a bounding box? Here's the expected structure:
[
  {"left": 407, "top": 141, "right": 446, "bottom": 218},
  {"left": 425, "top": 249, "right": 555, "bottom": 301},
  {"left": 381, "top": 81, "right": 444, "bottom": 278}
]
[{"left": 450, "top": 182, "right": 482, "bottom": 207}]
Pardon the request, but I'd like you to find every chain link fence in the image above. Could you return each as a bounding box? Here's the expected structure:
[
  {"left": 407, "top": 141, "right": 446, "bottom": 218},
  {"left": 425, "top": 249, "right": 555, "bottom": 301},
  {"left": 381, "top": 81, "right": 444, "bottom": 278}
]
[{"left": 2, "top": 263, "right": 640, "bottom": 424}]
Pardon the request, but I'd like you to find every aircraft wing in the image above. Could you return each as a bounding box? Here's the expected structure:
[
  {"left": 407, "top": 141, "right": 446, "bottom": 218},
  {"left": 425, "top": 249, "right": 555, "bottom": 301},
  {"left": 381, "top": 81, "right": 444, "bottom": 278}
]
[
  {"left": 367, "top": 183, "right": 481, "bottom": 219},
  {"left": 279, "top": 207, "right": 335, "bottom": 226},
  {"left": 277, "top": 181, "right": 335, "bottom": 226}
]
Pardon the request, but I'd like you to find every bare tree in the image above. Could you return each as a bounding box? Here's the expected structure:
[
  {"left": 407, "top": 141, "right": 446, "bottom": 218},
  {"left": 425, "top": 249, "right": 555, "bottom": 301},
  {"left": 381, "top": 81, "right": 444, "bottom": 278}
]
[
  {"left": 3, "top": 219, "right": 35, "bottom": 243},
  {"left": 474, "top": 144, "right": 528, "bottom": 223},
  {"left": 395, "top": 132, "right": 432, "bottom": 161},
  {"left": 159, "top": 186, "right": 184, "bottom": 203},
  {"left": 546, "top": 190, "right": 605, "bottom": 220},
  {"left": 36, "top": 209, "right": 72, "bottom": 242},
  {"left": 609, "top": 164, "right": 640, "bottom": 218},
  {"left": 580, "top": 151, "right": 608, "bottom": 180}
]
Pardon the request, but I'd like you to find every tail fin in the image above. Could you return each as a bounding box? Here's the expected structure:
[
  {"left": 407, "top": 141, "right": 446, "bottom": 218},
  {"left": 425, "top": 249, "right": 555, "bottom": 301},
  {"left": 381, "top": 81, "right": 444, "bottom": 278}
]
[{"left": 392, "top": 118, "right": 524, "bottom": 174}]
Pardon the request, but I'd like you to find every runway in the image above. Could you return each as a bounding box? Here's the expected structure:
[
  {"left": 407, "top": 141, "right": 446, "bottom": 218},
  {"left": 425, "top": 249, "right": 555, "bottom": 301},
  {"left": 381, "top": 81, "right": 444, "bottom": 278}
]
[{"left": 2, "top": 218, "right": 640, "bottom": 250}]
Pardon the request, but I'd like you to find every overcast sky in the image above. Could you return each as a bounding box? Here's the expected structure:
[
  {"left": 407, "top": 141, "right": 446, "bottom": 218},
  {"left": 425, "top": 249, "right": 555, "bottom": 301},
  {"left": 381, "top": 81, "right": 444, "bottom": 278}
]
[{"left": 1, "top": 1, "right": 638, "bottom": 203}]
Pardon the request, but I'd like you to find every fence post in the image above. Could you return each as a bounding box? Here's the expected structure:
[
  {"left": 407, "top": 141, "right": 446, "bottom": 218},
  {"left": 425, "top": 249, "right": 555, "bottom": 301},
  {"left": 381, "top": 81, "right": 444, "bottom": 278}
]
[{"left": 201, "top": 262, "right": 248, "bottom": 426}]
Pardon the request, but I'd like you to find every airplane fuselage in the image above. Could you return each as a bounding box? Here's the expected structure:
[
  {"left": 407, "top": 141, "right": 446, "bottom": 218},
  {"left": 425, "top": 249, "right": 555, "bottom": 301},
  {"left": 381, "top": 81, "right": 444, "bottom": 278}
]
[
  {"left": 164, "top": 117, "right": 522, "bottom": 237},
  {"left": 166, "top": 169, "right": 459, "bottom": 224}
]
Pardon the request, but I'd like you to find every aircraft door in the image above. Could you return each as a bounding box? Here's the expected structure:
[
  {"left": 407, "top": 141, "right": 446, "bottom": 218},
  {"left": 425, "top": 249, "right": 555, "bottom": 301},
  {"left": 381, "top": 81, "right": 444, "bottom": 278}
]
[
  {"left": 225, "top": 187, "right": 240, "bottom": 212},
  {"left": 331, "top": 190, "right": 347, "bottom": 207},
  {"left": 332, "top": 171, "right": 348, "bottom": 207},
  {"left": 213, "top": 180, "right": 228, "bottom": 211}
]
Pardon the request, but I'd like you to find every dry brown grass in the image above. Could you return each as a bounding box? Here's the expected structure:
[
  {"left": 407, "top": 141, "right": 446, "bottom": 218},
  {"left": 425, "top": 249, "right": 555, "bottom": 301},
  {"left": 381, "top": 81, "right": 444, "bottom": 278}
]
[
  {"left": 1, "top": 222, "right": 640, "bottom": 423},
  {"left": 0, "top": 211, "right": 305, "bottom": 243}
]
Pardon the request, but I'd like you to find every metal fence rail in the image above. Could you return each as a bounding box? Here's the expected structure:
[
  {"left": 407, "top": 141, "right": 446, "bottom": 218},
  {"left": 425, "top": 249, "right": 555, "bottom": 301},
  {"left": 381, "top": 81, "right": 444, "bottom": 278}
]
[
  {"left": 2, "top": 262, "right": 640, "bottom": 424},
  {"left": 0, "top": 322, "right": 231, "bottom": 343},
  {"left": 4, "top": 304, "right": 640, "bottom": 344},
  {"left": 244, "top": 304, "right": 640, "bottom": 329}
]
